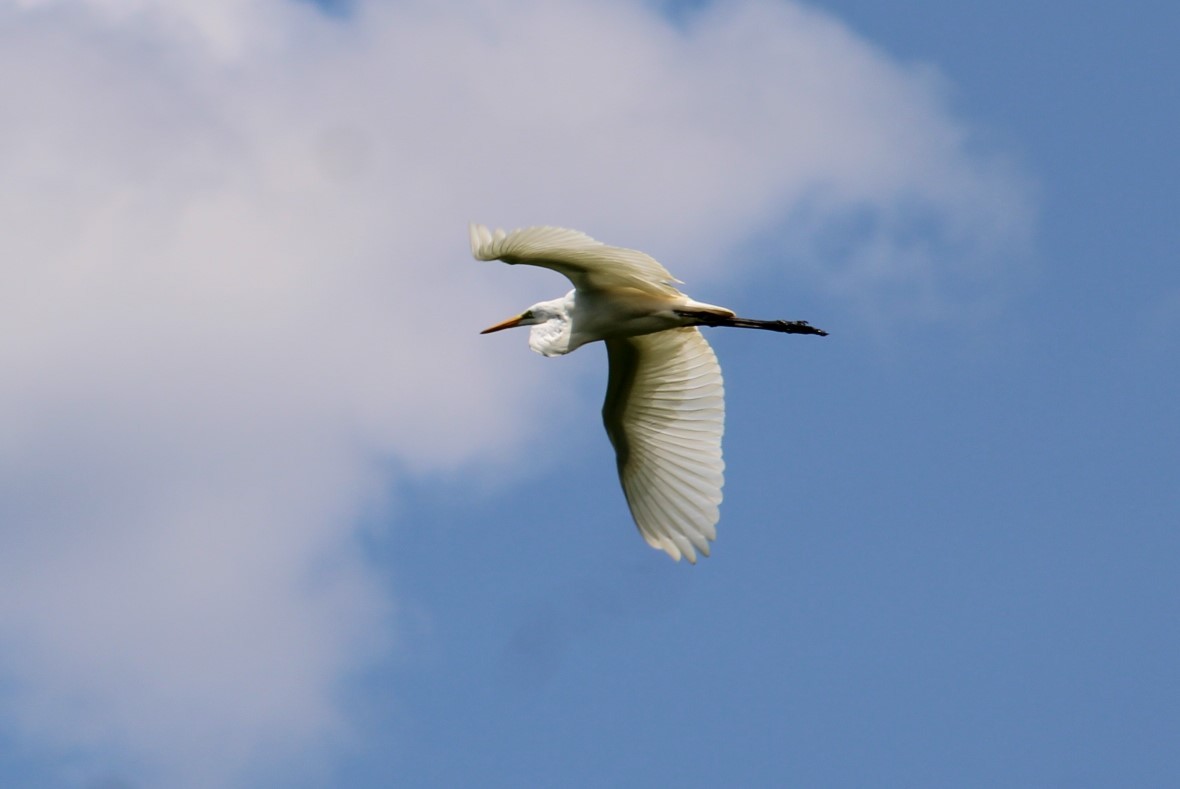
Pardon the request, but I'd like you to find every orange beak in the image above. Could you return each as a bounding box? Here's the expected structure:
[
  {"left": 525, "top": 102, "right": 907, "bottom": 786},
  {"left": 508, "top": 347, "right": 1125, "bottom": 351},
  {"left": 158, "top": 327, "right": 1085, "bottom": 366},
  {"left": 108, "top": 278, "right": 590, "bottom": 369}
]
[{"left": 480, "top": 314, "right": 527, "bottom": 334}]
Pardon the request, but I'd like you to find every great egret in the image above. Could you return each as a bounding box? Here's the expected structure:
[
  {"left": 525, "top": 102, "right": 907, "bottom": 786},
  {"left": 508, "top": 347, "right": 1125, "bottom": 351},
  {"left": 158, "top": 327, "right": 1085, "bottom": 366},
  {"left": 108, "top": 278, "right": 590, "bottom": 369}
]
[{"left": 472, "top": 224, "right": 827, "bottom": 562}]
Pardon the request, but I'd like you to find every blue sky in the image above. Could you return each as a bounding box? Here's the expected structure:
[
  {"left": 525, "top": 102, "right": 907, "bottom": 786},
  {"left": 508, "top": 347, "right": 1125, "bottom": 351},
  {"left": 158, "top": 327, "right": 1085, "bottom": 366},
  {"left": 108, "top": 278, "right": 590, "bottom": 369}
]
[{"left": 1, "top": 0, "right": 1177, "bottom": 787}]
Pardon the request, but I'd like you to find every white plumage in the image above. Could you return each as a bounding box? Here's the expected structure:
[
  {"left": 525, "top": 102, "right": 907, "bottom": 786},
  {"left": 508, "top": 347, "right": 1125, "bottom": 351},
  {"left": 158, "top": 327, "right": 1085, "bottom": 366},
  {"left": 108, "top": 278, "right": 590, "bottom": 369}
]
[
  {"left": 603, "top": 328, "right": 723, "bottom": 561},
  {"left": 472, "top": 223, "right": 826, "bottom": 562}
]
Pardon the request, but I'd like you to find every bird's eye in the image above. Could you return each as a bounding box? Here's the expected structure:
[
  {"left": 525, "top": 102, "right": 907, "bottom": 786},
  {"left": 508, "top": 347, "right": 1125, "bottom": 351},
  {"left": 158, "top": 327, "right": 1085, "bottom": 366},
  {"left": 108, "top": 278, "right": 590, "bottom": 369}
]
[{"left": 521, "top": 310, "right": 534, "bottom": 320}]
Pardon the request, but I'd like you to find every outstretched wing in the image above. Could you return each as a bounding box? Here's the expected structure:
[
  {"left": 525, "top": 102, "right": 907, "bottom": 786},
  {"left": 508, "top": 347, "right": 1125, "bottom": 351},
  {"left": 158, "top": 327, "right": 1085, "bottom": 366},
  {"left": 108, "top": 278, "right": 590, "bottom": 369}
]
[
  {"left": 470, "top": 223, "right": 683, "bottom": 297},
  {"left": 602, "top": 328, "right": 725, "bottom": 562}
]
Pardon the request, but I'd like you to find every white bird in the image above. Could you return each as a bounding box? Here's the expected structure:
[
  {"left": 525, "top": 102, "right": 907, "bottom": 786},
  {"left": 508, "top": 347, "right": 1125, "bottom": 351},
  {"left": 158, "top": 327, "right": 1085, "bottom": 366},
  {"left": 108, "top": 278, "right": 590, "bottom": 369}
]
[{"left": 472, "top": 224, "right": 827, "bottom": 563}]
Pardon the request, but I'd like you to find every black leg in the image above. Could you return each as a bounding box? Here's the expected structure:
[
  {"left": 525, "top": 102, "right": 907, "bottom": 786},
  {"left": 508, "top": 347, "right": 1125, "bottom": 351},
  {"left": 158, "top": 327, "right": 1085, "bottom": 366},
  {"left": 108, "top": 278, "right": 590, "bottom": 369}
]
[{"left": 677, "top": 311, "right": 829, "bottom": 337}]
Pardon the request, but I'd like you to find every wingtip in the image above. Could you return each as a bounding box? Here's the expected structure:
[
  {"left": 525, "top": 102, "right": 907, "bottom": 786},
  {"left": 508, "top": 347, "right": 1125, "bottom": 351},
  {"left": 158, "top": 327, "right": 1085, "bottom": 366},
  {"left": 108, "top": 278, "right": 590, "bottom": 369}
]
[
  {"left": 469, "top": 223, "right": 513, "bottom": 260},
  {"left": 653, "top": 536, "right": 711, "bottom": 564},
  {"left": 664, "top": 535, "right": 701, "bottom": 564},
  {"left": 468, "top": 222, "right": 487, "bottom": 258}
]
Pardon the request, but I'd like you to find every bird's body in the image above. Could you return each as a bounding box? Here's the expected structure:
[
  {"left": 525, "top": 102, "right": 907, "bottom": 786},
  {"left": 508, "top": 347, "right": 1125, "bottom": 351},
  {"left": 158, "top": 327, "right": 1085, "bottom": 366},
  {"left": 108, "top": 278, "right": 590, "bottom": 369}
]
[
  {"left": 472, "top": 224, "right": 826, "bottom": 562},
  {"left": 521, "top": 287, "right": 733, "bottom": 356}
]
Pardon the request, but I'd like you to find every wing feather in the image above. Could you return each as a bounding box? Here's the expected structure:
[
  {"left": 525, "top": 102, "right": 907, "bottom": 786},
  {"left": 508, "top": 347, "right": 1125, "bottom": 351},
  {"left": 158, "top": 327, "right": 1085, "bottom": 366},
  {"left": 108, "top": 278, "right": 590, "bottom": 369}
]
[
  {"left": 602, "top": 328, "right": 725, "bottom": 562},
  {"left": 470, "top": 223, "right": 682, "bottom": 297}
]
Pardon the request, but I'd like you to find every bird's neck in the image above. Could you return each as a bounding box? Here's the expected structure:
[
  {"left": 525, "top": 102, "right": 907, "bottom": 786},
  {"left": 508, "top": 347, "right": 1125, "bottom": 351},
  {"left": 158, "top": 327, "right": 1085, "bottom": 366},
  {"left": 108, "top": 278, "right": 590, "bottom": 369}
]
[{"left": 528, "top": 293, "right": 576, "bottom": 357}]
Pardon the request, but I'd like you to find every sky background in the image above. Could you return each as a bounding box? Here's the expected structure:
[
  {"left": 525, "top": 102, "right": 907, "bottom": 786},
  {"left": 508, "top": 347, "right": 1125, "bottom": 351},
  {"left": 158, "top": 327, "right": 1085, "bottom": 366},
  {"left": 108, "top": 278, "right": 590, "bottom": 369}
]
[{"left": 1, "top": 0, "right": 1177, "bottom": 786}]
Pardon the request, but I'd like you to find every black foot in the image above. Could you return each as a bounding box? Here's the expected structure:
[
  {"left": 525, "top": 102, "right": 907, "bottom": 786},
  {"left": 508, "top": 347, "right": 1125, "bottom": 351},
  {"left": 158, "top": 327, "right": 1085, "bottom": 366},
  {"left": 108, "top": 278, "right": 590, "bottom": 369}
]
[{"left": 775, "top": 320, "right": 828, "bottom": 337}]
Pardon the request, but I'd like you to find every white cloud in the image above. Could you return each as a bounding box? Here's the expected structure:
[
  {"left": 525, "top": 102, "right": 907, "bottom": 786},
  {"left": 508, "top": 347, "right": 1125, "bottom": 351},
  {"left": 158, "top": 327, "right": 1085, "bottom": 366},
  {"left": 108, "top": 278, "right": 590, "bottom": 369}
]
[{"left": 0, "top": 0, "right": 1031, "bottom": 784}]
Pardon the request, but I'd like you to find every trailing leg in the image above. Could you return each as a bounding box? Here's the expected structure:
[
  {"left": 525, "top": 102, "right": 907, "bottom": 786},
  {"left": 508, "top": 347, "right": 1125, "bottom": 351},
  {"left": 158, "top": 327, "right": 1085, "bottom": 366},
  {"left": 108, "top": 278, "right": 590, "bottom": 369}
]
[{"left": 677, "top": 310, "right": 828, "bottom": 336}]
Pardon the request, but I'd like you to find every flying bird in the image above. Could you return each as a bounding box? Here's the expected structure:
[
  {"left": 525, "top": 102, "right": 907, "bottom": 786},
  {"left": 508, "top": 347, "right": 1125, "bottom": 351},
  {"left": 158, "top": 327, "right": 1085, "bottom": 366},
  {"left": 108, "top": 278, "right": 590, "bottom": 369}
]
[{"left": 472, "top": 224, "right": 827, "bottom": 563}]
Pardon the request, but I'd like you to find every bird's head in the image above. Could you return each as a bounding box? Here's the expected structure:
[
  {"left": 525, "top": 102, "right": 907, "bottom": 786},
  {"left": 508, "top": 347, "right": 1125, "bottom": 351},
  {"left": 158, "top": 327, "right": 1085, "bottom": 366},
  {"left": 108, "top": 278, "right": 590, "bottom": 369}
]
[{"left": 480, "top": 297, "right": 572, "bottom": 357}]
